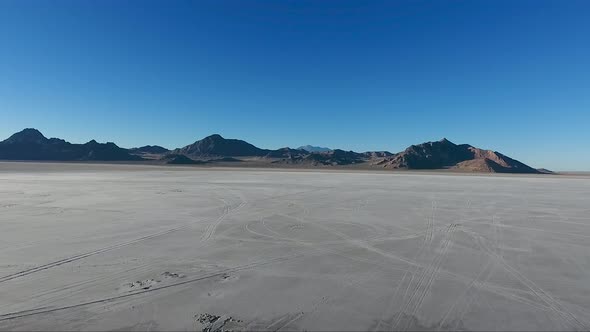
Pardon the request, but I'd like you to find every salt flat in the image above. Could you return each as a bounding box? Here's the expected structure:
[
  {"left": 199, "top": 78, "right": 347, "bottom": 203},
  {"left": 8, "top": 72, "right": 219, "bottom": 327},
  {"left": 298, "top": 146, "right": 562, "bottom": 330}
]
[{"left": 1, "top": 163, "right": 590, "bottom": 331}]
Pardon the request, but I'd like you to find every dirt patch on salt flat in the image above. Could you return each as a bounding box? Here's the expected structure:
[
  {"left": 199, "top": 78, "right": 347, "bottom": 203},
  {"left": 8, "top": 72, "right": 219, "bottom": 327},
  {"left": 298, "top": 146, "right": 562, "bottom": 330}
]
[{"left": 194, "top": 313, "right": 245, "bottom": 332}]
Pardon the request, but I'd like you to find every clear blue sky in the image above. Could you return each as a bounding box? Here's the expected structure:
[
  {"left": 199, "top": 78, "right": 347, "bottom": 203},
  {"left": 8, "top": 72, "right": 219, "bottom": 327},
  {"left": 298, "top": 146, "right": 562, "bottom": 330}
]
[{"left": 1, "top": 0, "right": 589, "bottom": 170}]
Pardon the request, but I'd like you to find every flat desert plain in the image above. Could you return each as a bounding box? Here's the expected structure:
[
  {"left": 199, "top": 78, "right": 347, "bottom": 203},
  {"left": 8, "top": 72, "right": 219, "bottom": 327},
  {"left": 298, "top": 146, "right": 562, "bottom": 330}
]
[{"left": 1, "top": 163, "right": 590, "bottom": 331}]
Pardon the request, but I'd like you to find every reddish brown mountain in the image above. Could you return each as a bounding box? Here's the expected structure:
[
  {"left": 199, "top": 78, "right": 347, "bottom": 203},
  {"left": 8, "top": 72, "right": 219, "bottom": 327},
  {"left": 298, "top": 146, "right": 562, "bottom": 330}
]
[{"left": 376, "top": 138, "right": 539, "bottom": 173}]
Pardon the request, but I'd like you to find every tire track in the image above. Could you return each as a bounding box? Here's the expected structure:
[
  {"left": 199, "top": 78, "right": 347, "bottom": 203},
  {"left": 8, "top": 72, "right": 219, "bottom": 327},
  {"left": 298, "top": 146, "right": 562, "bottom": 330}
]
[
  {"left": 199, "top": 197, "right": 232, "bottom": 242},
  {"left": 243, "top": 218, "right": 415, "bottom": 276},
  {"left": 261, "top": 217, "right": 284, "bottom": 238},
  {"left": 0, "top": 186, "right": 333, "bottom": 285},
  {"left": 0, "top": 226, "right": 195, "bottom": 284},
  {"left": 397, "top": 223, "right": 457, "bottom": 331},
  {"left": 266, "top": 295, "right": 329, "bottom": 331},
  {"left": 0, "top": 262, "right": 154, "bottom": 313},
  {"left": 397, "top": 199, "right": 438, "bottom": 304},
  {"left": 471, "top": 232, "right": 588, "bottom": 330},
  {"left": 437, "top": 254, "right": 494, "bottom": 330},
  {"left": 393, "top": 196, "right": 473, "bottom": 331},
  {"left": 277, "top": 211, "right": 421, "bottom": 268},
  {"left": 0, "top": 254, "right": 300, "bottom": 322},
  {"left": 393, "top": 200, "right": 460, "bottom": 329},
  {"left": 438, "top": 212, "right": 498, "bottom": 330},
  {"left": 200, "top": 184, "right": 249, "bottom": 243},
  {"left": 374, "top": 199, "right": 436, "bottom": 331},
  {"left": 0, "top": 189, "right": 240, "bottom": 284}
]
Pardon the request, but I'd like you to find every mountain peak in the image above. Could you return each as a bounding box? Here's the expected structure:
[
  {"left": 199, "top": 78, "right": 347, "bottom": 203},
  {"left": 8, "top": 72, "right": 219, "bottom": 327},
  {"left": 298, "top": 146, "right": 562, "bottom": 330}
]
[
  {"left": 21, "top": 128, "right": 43, "bottom": 134},
  {"left": 3, "top": 128, "right": 47, "bottom": 144},
  {"left": 204, "top": 134, "right": 224, "bottom": 140},
  {"left": 379, "top": 138, "right": 539, "bottom": 173},
  {"left": 174, "top": 134, "right": 267, "bottom": 157},
  {"left": 438, "top": 137, "right": 454, "bottom": 144},
  {"left": 0, "top": 129, "right": 140, "bottom": 161}
]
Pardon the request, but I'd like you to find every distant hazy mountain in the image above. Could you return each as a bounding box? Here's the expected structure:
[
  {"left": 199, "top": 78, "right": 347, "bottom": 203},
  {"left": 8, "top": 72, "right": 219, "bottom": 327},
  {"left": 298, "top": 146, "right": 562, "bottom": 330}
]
[
  {"left": 0, "top": 129, "right": 542, "bottom": 173},
  {"left": 298, "top": 145, "right": 332, "bottom": 153},
  {"left": 0, "top": 129, "right": 141, "bottom": 161}
]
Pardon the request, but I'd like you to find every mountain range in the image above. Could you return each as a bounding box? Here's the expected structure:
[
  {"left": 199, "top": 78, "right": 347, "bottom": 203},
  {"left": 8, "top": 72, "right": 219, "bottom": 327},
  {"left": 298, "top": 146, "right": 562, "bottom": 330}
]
[
  {"left": 0, "top": 129, "right": 141, "bottom": 161},
  {"left": 0, "top": 128, "right": 546, "bottom": 173}
]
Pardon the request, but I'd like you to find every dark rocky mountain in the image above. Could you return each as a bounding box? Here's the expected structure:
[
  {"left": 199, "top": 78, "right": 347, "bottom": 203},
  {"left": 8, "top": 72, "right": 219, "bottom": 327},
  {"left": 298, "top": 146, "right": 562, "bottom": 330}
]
[
  {"left": 160, "top": 154, "right": 241, "bottom": 165},
  {"left": 0, "top": 129, "right": 141, "bottom": 161},
  {"left": 264, "top": 147, "right": 308, "bottom": 159},
  {"left": 161, "top": 154, "right": 204, "bottom": 165},
  {"left": 172, "top": 134, "right": 269, "bottom": 157},
  {"left": 298, "top": 145, "right": 332, "bottom": 153},
  {"left": 376, "top": 138, "right": 539, "bottom": 173},
  {"left": 81, "top": 140, "right": 142, "bottom": 161},
  {"left": 129, "top": 145, "right": 169, "bottom": 155},
  {"left": 307, "top": 149, "right": 365, "bottom": 165},
  {"left": 3, "top": 128, "right": 48, "bottom": 144}
]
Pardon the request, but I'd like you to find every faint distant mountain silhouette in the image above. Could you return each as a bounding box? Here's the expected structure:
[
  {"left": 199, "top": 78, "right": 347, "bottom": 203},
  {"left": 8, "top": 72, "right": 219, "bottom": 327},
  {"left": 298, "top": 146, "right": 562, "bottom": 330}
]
[
  {"left": 298, "top": 145, "right": 332, "bottom": 153},
  {"left": 0, "top": 128, "right": 141, "bottom": 161}
]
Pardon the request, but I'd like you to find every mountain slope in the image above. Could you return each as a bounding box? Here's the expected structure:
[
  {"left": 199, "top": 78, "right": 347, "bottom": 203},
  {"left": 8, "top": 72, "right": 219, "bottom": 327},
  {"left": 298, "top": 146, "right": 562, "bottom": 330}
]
[
  {"left": 129, "top": 145, "right": 169, "bottom": 155},
  {"left": 0, "top": 129, "right": 141, "bottom": 161},
  {"left": 264, "top": 147, "right": 308, "bottom": 159}
]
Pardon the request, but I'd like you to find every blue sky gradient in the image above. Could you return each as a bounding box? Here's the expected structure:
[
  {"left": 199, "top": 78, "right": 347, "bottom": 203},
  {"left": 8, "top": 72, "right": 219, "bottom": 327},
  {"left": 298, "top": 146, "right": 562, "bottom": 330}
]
[{"left": 1, "top": 0, "right": 589, "bottom": 170}]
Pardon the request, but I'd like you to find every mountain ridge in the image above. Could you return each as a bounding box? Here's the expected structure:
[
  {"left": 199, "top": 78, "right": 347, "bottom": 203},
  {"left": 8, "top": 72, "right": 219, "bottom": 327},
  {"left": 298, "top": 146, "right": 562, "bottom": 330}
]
[
  {"left": 0, "top": 129, "right": 542, "bottom": 173},
  {"left": 0, "top": 129, "right": 141, "bottom": 161}
]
